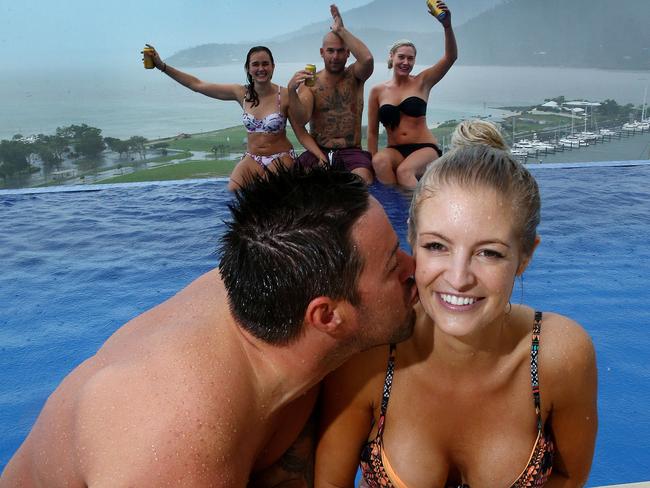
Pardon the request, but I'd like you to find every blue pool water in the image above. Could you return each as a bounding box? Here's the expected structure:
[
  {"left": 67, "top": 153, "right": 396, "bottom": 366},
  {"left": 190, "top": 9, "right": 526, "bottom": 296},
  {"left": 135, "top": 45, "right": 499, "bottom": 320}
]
[{"left": 1, "top": 164, "right": 649, "bottom": 485}]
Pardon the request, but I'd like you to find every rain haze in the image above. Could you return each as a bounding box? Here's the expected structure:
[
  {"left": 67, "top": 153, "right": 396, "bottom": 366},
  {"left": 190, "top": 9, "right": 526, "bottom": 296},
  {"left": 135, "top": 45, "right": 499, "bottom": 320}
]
[{"left": 1, "top": 0, "right": 372, "bottom": 71}]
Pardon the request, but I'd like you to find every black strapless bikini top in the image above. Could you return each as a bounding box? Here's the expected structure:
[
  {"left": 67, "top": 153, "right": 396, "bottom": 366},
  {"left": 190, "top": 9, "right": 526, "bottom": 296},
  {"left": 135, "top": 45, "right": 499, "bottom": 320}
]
[{"left": 378, "top": 96, "right": 427, "bottom": 130}]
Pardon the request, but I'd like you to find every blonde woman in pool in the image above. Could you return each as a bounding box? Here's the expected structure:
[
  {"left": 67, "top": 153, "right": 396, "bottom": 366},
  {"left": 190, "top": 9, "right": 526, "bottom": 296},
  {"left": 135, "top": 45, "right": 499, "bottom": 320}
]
[{"left": 315, "top": 141, "right": 597, "bottom": 487}]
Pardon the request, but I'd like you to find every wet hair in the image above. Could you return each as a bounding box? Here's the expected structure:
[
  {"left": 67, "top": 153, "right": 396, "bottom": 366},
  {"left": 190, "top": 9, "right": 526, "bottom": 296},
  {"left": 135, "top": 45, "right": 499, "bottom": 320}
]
[
  {"left": 219, "top": 165, "right": 369, "bottom": 345},
  {"left": 244, "top": 46, "right": 274, "bottom": 108},
  {"left": 450, "top": 119, "right": 509, "bottom": 151},
  {"left": 409, "top": 145, "right": 540, "bottom": 257},
  {"left": 388, "top": 40, "right": 417, "bottom": 69}
]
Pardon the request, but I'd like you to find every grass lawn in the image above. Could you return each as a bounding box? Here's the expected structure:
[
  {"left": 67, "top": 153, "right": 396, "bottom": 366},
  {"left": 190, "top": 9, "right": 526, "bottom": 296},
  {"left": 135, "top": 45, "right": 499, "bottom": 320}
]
[
  {"left": 145, "top": 151, "right": 193, "bottom": 163},
  {"left": 162, "top": 127, "right": 247, "bottom": 152},
  {"left": 431, "top": 121, "right": 460, "bottom": 144},
  {"left": 97, "top": 159, "right": 237, "bottom": 184}
]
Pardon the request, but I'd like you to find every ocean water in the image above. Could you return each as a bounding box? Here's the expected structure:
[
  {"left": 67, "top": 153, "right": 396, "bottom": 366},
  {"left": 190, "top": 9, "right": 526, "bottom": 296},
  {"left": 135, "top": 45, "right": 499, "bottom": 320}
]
[
  {"left": 2, "top": 64, "right": 648, "bottom": 140},
  {"left": 1, "top": 164, "right": 650, "bottom": 484}
]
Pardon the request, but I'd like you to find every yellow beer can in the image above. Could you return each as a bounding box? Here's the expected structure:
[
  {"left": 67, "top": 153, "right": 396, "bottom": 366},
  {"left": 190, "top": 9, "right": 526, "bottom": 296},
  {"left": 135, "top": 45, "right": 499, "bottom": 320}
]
[
  {"left": 143, "top": 46, "right": 155, "bottom": 69},
  {"left": 426, "top": 0, "right": 447, "bottom": 21},
  {"left": 304, "top": 64, "right": 316, "bottom": 87}
]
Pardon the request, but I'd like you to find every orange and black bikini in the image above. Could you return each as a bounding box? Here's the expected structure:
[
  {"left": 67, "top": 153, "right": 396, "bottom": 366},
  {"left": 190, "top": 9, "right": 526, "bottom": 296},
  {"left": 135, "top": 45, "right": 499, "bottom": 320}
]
[{"left": 360, "top": 311, "right": 554, "bottom": 488}]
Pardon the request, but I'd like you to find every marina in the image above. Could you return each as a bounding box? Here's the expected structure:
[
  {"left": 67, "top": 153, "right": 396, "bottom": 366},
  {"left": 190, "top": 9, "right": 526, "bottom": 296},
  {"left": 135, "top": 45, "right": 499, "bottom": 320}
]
[{"left": 511, "top": 123, "right": 650, "bottom": 163}]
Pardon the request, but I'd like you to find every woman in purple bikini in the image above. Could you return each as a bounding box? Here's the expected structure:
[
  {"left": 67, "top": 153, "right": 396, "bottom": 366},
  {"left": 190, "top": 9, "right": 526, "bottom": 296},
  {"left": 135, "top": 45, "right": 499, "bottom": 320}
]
[
  {"left": 146, "top": 45, "right": 326, "bottom": 191},
  {"left": 367, "top": 1, "right": 457, "bottom": 189}
]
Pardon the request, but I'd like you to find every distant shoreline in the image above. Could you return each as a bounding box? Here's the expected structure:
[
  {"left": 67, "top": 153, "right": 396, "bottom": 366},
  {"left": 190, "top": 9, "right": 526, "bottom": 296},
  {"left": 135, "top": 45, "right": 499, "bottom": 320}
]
[
  {"left": 3, "top": 64, "right": 648, "bottom": 142},
  {"left": 3, "top": 122, "right": 649, "bottom": 191}
]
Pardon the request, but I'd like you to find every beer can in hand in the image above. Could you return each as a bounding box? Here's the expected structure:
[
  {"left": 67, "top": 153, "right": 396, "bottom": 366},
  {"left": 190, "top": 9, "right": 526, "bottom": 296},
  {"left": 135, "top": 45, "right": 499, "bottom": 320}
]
[
  {"left": 304, "top": 64, "right": 316, "bottom": 87},
  {"left": 143, "top": 46, "right": 155, "bottom": 69},
  {"left": 426, "top": 0, "right": 447, "bottom": 21}
]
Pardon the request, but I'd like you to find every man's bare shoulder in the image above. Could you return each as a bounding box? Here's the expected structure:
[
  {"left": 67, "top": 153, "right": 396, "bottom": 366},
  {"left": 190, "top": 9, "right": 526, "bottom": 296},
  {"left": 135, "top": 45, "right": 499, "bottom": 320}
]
[
  {"left": 2, "top": 344, "right": 254, "bottom": 487},
  {"left": 3, "top": 268, "right": 258, "bottom": 487},
  {"left": 74, "top": 276, "right": 256, "bottom": 483},
  {"left": 101, "top": 268, "right": 227, "bottom": 350},
  {"left": 344, "top": 63, "right": 369, "bottom": 84},
  {"left": 73, "top": 352, "right": 256, "bottom": 486}
]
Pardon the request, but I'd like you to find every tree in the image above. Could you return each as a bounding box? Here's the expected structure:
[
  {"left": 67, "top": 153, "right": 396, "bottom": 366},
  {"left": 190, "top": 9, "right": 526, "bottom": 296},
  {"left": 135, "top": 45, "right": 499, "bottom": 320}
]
[
  {"left": 623, "top": 103, "right": 636, "bottom": 120},
  {"left": 74, "top": 126, "right": 105, "bottom": 158},
  {"left": 128, "top": 136, "right": 148, "bottom": 160},
  {"left": 104, "top": 137, "right": 120, "bottom": 152},
  {"left": 36, "top": 147, "right": 62, "bottom": 175},
  {"left": 0, "top": 139, "right": 32, "bottom": 182},
  {"left": 151, "top": 142, "right": 169, "bottom": 156},
  {"left": 104, "top": 137, "right": 131, "bottom": 159},
  {"left": 55, "top": 126, "right": 75, "bottom": 144},
  {"left": 598, "top": 99, "right": 621, "bottom": 117},
  {"left": 55, "top": 124, "right": 105, "bottom": 158},
  {"left": 34, "top": 134, "right": 68, "bottom": 174}
]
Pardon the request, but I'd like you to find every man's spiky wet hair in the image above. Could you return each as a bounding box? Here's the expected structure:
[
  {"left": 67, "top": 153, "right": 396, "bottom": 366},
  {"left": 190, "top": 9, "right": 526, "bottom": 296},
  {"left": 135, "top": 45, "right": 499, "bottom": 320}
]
[{"left": 219, "top": 165, "right": 369, "bottom": 345}]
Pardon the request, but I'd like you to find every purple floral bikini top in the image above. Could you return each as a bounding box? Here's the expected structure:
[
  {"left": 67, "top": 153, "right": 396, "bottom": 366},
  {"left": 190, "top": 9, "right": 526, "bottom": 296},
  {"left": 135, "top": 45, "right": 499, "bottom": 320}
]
[
  {"left": 242, "top": 87, "right": 287, "bottom": 134},
  {"left": 360, "top": 311, "right": 555, "bottom": 488}
]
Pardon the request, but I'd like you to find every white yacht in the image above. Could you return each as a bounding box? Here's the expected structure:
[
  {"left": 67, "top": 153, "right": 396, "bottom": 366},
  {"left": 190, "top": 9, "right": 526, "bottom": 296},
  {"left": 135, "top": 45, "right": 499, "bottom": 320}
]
[
  {"left": 623, "top": 121, "right": 649, "bottom": 132},
  {"left": 510, "top": 148, "right": 529, "bottom": 158},
  {"left": 558, "top": 137, "right": 580, "bottom": 148},
  {"left": 577, "top": 131, "right": 600, "bottom": 142},
  {"left": 513, "top": 140, "right": 540, "bottom": 155},
  {"left": 530, "top": 135, "right": 556, "bottom": 151}
]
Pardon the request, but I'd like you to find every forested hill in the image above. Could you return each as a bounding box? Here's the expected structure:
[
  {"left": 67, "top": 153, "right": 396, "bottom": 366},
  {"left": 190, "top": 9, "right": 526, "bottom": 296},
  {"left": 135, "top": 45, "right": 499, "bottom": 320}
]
[
  {"left": 166, "top": 0, "right": 650, "bottom": 70},
  {"left": 270, "top": 0, "right": 504, "bottom": 41},
  {"left": 455, "top": 0, "right": 650, "bottom": 70},
  {"left": 166, "top": 0, "right": 504, "bottom": 67}
]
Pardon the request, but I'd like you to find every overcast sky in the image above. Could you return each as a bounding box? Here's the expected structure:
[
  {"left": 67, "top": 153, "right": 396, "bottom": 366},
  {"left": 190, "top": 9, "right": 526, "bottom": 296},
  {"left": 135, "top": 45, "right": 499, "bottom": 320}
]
[{"left": 1, "top": 0, "right": 372, "bottom": 70}]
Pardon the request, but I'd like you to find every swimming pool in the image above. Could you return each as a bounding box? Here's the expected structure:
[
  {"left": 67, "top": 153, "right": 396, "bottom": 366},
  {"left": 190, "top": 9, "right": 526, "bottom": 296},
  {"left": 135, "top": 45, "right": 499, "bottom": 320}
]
[{"left": 1, "top": 164, "right": 649, "bottom": 485}]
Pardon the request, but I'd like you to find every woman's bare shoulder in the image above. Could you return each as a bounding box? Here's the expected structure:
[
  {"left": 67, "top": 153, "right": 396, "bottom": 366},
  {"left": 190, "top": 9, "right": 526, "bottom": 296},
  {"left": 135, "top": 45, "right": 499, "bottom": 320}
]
[
  {"left": 541, "top": 312, "right": 594, "bottom": 355},
  {"left": 537, "top": 311, "right": 596, "bottom": 390},
  {"left": 369, "top": 82, "right": 389, "bottom": 97}
]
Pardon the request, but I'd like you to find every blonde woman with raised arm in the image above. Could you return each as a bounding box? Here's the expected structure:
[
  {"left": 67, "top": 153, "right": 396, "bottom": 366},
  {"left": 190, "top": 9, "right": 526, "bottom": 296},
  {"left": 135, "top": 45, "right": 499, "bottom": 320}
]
[{"left": 367, "top": 1, "right": 457, "bottom": 189}]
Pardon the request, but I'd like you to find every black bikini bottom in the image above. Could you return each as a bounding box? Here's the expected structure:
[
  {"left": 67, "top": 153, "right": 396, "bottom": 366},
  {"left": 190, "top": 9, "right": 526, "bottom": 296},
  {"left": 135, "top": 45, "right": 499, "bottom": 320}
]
[{"left": 388, "top": 142, "right": 442, "bottom": 158}]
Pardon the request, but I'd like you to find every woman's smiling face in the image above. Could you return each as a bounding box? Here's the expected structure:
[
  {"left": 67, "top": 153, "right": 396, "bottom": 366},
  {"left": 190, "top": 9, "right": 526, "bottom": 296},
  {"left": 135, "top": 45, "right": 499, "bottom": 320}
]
[
  {"left": 413, "top": 183, "right": 531, "bottom": 337},
  {"left": 247, "top": 50, "right": 274, "bottom": 82},
  {"left": 391, "top": 46, "right": 416, "bottom": 76}
]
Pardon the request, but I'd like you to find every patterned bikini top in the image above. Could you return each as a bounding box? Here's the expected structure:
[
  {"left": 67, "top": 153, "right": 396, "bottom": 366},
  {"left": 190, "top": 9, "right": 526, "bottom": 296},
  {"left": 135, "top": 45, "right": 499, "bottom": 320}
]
[
  {"left": 360, "top": 311, "right": 555, "bottom": 488},
  {"left": 242, "top": 87, "right": 287, "bottom": 134}
]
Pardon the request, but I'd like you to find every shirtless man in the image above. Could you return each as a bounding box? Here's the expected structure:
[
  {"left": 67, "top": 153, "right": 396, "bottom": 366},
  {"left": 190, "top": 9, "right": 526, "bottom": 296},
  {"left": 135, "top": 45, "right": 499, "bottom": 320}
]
[
  {"left": 0, "top": 166, "right": 417, "bottom": 488},
  {"left": 289, "top": 4, "right": 375, "bottom": 184}
]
